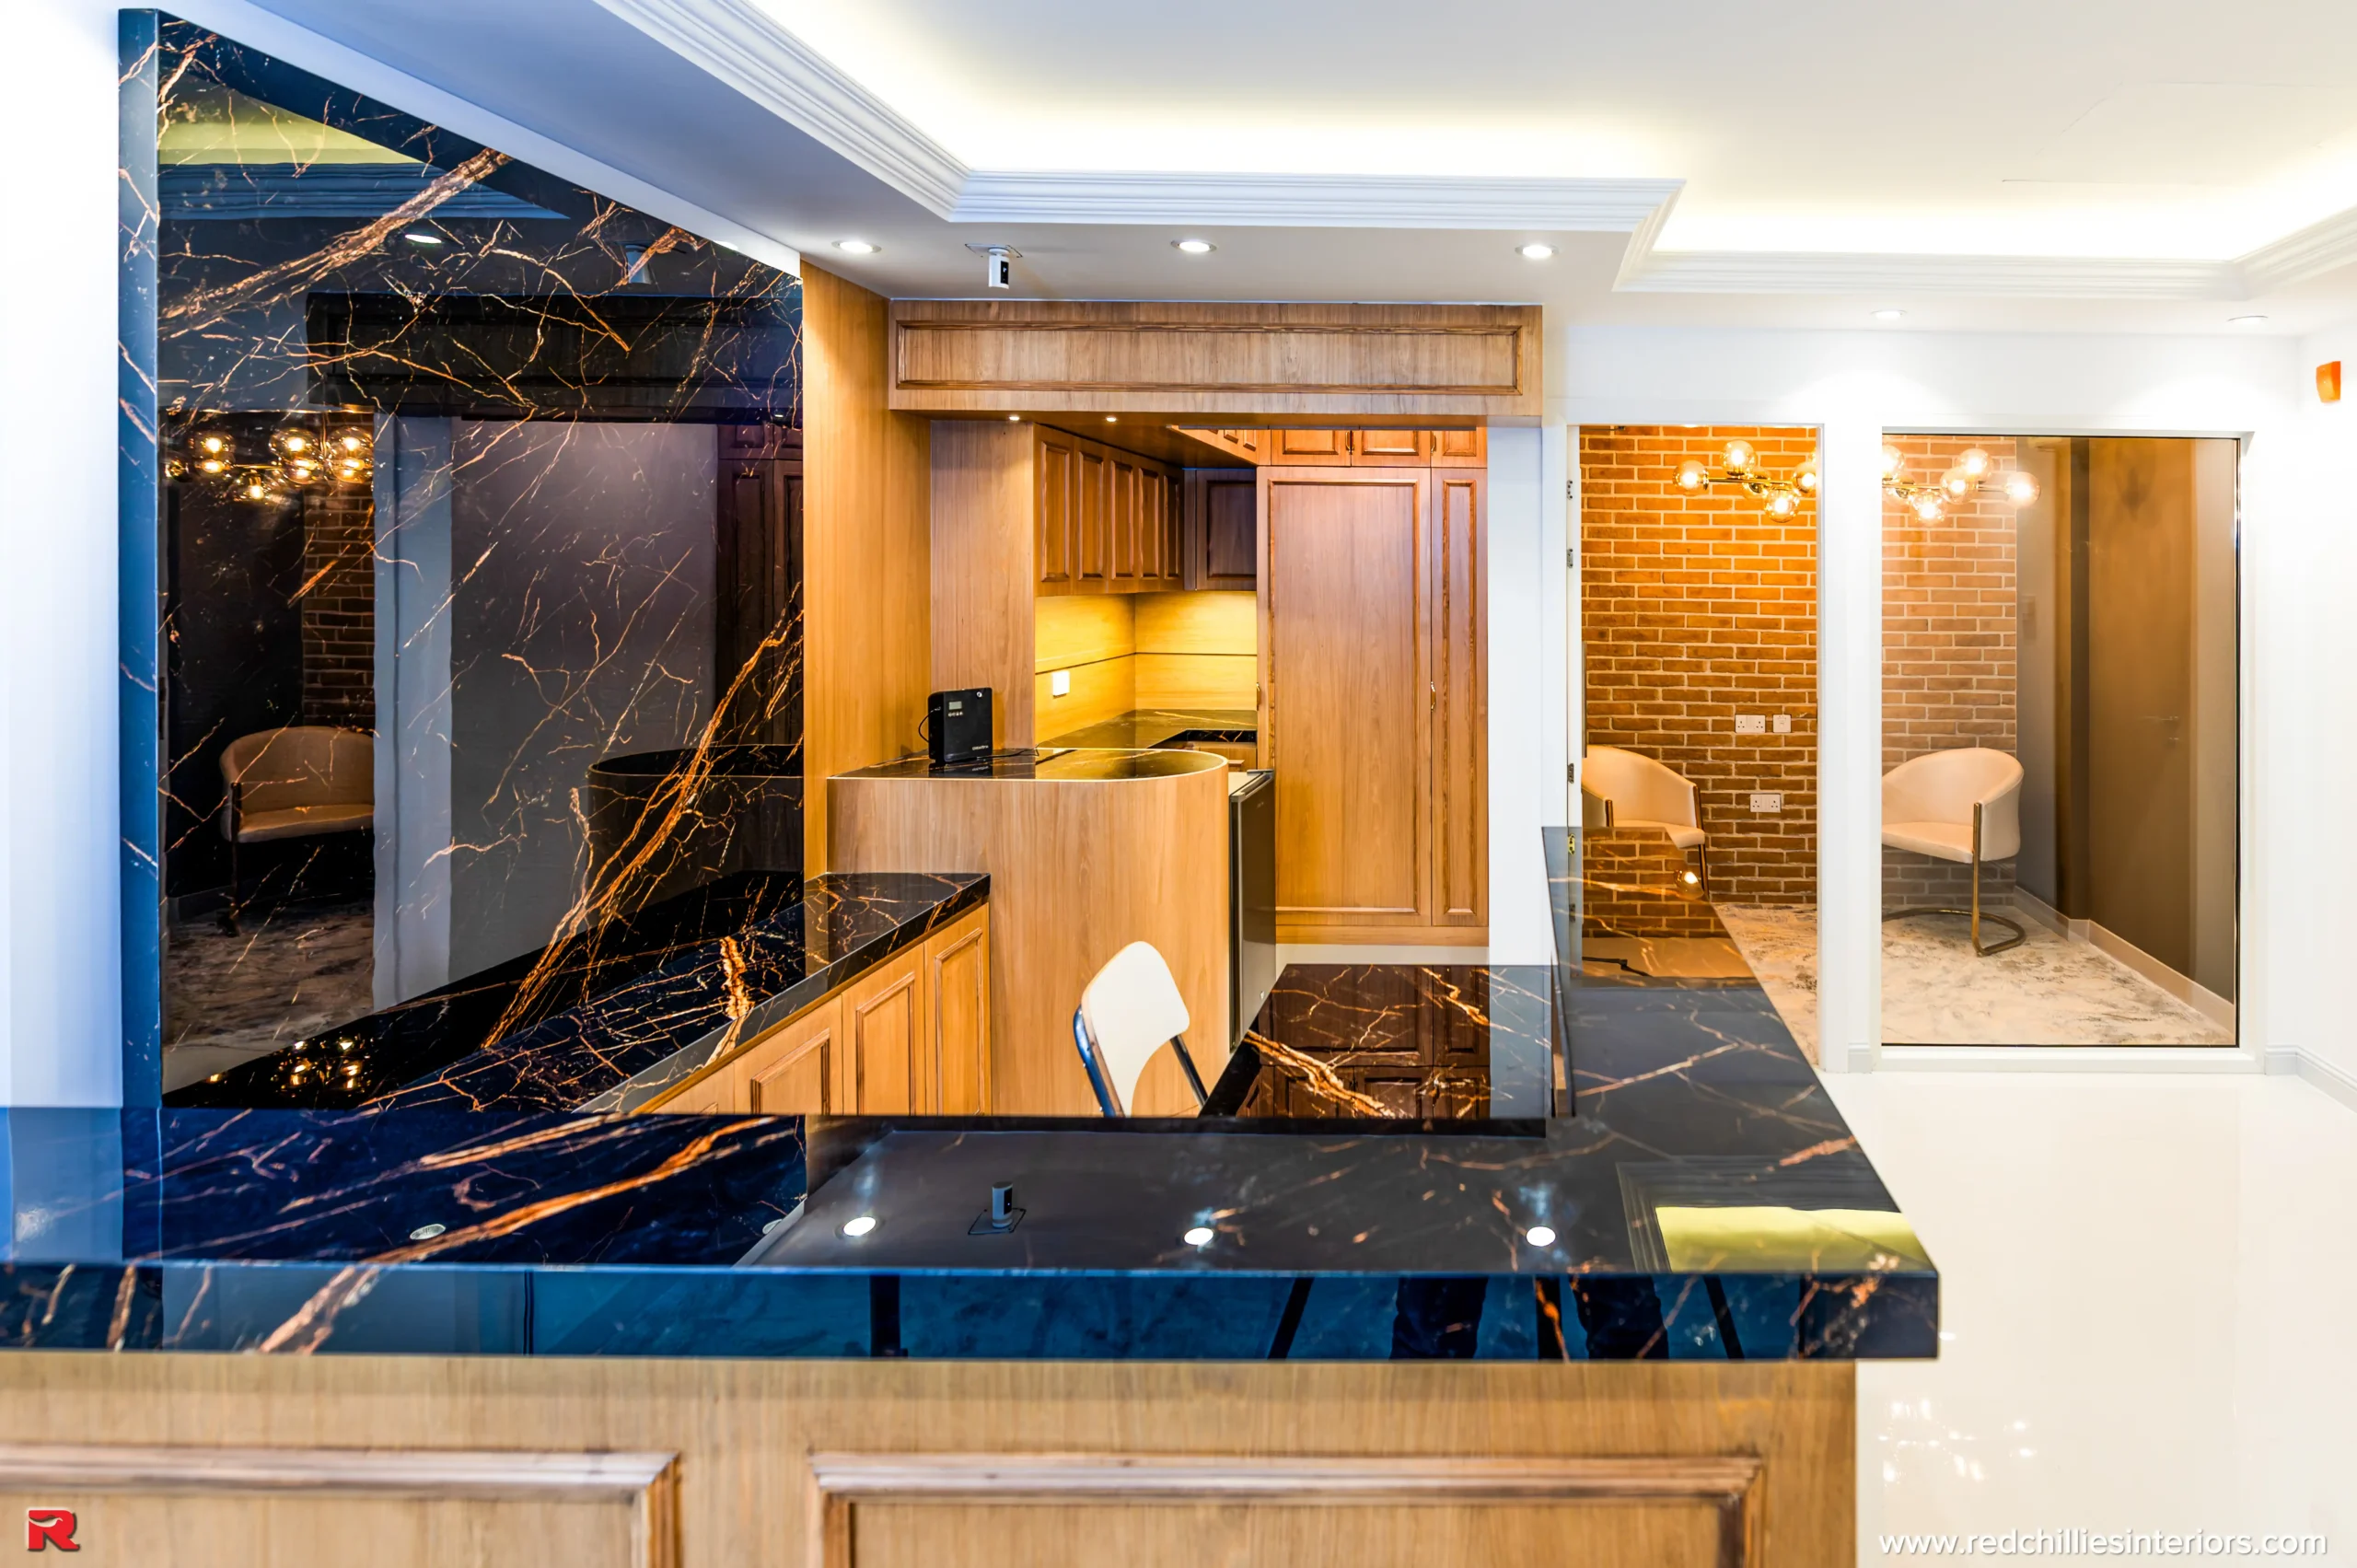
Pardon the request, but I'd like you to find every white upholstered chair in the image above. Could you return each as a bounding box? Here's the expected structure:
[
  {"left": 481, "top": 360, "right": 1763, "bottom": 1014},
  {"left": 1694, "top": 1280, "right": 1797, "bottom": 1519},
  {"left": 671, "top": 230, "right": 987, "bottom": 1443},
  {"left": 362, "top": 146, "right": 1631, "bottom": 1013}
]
[
  {"left": 1071, "top": 941, "right": 1209, "bottom": 1116},
  {"left": 1880, "top": 746, "right": 2025, "bottom": 956},
  {"left": 219, "top": 726, "right": 375, "bottom": 930},
  {"left": 1580, "top": 745, "right": 1709, "bottom": 890}
]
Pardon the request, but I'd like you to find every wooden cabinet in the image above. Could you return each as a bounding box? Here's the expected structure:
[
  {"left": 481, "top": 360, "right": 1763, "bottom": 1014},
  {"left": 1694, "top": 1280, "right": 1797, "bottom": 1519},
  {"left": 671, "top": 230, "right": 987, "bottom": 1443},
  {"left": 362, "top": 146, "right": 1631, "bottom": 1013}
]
[
  {"left": 1269, "top": 428, "right": 1353, "bottom": 466},
  {"left": 1184, "top": 470, "right": 1259, "bottom": 590},
  {"left": 647, "top": 906, "right": 992, "bottom": 1115},
  {"left": 1351, "top": 429, "right": 1430, "bottom": 467},
  {"left": 1035, "top": 429, "right": 1180, "bottom": 596},
  {"left": 1433, "top": 427, "right": 1487, "bottom": 467},
  {"left": 1259, "top": 463, "right": 1486, "bottom": 944}
]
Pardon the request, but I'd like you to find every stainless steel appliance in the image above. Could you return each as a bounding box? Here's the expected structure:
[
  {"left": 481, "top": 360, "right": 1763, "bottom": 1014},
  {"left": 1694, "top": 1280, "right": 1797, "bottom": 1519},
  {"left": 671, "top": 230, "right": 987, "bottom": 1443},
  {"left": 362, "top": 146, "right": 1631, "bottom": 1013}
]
[{"left": 1227, "top": 768, "right": 1277, "bottom": 1045}]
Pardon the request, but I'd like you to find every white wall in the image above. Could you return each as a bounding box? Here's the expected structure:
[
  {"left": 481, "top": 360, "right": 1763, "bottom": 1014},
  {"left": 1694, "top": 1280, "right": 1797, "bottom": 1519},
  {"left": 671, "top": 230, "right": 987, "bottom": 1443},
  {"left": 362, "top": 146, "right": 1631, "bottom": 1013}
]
[
  {"left": 0, "top": 0, "right": 122, "bottom": 1105},
  {"left": 1486, "top": 427, "right": 1552, "bottom": 962},
  {"left": 1534, "top": 323, "right": 2311, "bottom": 1073}
]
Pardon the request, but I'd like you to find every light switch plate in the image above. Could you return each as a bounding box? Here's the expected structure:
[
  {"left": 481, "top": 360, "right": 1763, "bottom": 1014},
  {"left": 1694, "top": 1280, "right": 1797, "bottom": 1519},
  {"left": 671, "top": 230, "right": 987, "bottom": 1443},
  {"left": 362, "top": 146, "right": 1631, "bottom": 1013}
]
[
  {"left": 1735, "top": 714, "right": 1766, "bottom": 735},
  {"left": 1050, "top": 669, "right": 1072, "bottom": 697},
  {"left": 1750, "top": 793, "right": 1783, "bottom": 814},
  {"left": 1771, "top": 714, "right": 1793, "bottom": 735}
]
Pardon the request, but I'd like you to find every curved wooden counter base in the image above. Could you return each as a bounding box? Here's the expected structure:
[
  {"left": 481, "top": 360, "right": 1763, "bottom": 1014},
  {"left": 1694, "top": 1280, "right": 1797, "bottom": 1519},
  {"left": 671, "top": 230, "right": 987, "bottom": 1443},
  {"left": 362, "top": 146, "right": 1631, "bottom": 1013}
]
[{"left": 830, "top": 749, "right": 1231, "bottom": 1115}]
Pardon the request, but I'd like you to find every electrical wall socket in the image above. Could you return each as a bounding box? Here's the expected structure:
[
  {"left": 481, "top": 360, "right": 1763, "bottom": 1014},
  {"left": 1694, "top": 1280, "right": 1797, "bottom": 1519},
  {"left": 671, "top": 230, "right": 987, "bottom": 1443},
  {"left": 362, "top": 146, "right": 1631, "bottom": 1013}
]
[
  {"left": 1771, "top": 714, "right": 1793, "bottom": 735},
  {"left": 1750, "top": 793, "right": 1784, "bottom": 814},
  {"left": 1050, "top": 669, "right": 1072, "bottom": 697},
  {"left": 1735, "top": 714, "right": 1766, "bottom": 735}
]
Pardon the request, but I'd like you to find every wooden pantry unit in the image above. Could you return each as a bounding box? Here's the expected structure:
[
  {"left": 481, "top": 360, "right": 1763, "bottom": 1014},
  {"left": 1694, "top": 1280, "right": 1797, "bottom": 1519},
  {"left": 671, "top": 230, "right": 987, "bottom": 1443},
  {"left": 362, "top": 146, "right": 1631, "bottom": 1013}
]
[{"left": 1255, "top": 440, "right": 1487, "bottom": 944}]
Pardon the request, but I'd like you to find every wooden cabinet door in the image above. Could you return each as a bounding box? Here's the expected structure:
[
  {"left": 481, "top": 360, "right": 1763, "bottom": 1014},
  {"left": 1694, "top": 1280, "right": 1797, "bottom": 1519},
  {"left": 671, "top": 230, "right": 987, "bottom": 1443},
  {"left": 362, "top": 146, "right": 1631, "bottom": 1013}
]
[
  {"left": 1219, "top": 428, "right": 1264, "bottom": 460},
  {"left": 1432, "top": 427, "right": 1487, "bottom": 467},
  {"left": 1260, "top": 468, "right": 1430, "bottom": 932},
  {"left": 1269, "top": 429, "right": 1353, "bottom": 466},
  {"left": 844, "top": 951, "right": 932, "bottom": 1113},
  {"left": 1035, "top": 430, "right": 1076, "bottom": 593},
  {"left": 1184, "top": 471, "right": 1258, "bottom": 590},
  {"left": 1140, "top": 465, "right": 1179, "bottom": 586},
  {"left": 926, "top": 910, "right": 992, "bottom": 1114},
  {"left": 1353, "top": 430, "right": 1429, "bottom": 467},
  {"left": 1074, "top": 445, "right": 1110, "bottom": 591},
  {"left": 739, "top": 996, "right": 843, "bottom": 1115},
  {"left": 652, "top": 1068, "right": 736, "bottom": 1114},
  {"left": 1108, "top": 455, "right": 1143, "bottom": 589},
  {"left": 1429, "top": 470, "right": 1487, "bottom": 926}
]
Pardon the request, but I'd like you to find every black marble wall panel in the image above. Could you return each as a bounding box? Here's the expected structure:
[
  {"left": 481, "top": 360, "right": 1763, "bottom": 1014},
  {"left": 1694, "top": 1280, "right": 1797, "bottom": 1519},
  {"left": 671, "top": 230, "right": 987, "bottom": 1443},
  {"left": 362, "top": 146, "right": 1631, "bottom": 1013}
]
[{"left": 123, "top": 15, "right": 804, "bottom": 1100}]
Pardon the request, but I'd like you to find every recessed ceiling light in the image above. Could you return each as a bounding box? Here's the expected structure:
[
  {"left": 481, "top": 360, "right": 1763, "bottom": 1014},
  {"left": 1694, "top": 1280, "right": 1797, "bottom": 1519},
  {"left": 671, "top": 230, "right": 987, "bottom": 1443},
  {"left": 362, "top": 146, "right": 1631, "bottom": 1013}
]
[
  {"left": 1526, "top": 1225, "right": 1558, "bottom": 1247},
  {"left": 1173, "top": 238, "right": 1215, "bottom": 255},
  {"left": 1006, "top": 414, "right": 1021, "bottom": 422},
  {"left": 1183, "top": 1225, "right": 1215, "bottom": 1247},
  {"left": 1105, "top": 415, "right": 1118, "bottom": 423},
  {"left": 841, "top": 1214, "right": 877, "bottom": 1237},
  {"left": 833, "top": 239, "right": 880, "bottom": 255},
  {"left": 1517, "top": 242, "right": 1556, "bottom": 261},
  {"left": 2228, "top": 314, "right": 2269, "bottom": 327},
  {"left": 1873, "top": 308, "right": 1905, "bottom": 321},
  {"left": 403, "top": 231, "right": 443, "bottom": 246}
]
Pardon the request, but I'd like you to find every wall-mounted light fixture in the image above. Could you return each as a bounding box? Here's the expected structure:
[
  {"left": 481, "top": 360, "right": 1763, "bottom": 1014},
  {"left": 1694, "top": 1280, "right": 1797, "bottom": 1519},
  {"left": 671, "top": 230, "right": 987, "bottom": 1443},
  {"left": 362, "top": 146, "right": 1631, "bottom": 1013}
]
[
  {"left": 1881, "top": 444, "right": 2037, "bottom": 521},
  {"left": 168, "top": 416, "right": 374, "bottom": 504},
  {"left": 1673, "top": 439, "right": 1817, "bottom": 517}
]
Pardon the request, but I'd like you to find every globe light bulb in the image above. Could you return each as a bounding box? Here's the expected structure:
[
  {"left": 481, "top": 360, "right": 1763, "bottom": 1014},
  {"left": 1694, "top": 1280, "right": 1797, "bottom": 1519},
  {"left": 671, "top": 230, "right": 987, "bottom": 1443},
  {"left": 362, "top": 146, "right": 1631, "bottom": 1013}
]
[
  {"left": 1722, "top": 439, "right": 1754, "bottom": 473},
  {"left": 1957, "top": 446, "right": 1991, "bottom": 477},
  {"left": 198, "top": 459, "right": 225, "bottom": 474},
  {"left": 2003, "top": 470, "right": 2040, "bottom": 505},
  {"left": 245, "top": 480, "right": 269, "bottom": 501},
  {"left": 1675, "top": 459, "right": 1708, "bottom": 492},
  {"left": 200, "top": 435, "right": 225, "bottom": 456},
  {"left": 1880, "top": 445, "right": 1906, "bottom": 479},
  {"left": 341, "top": 434, "right": 364, "bottom": 452},
  {"left": 1795, "top": 459, "right": 1819, "bottom": 493},
  {"left": 1942, "top": 467, "right": 1973, "bottom": 499},
  {"left": 1913, "top": 493, "right": 1944, "bottom": 522},
  {"left": 1769, "top": 491, "right": 1796, "bottom": 517},
  {"left": 284, "top": 434, "right": 308, "bottom": 454}
]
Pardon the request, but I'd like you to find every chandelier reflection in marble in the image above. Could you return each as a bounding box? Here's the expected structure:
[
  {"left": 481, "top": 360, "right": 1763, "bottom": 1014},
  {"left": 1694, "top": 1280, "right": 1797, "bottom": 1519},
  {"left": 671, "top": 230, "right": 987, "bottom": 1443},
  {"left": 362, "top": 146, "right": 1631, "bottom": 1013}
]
[
  {"left": 1672, "top": 439, "right": 1818, "bottom": 517},
  {"left": 1880, "top": 444, "right": 2038, "bottom": 521},
  {"left": 169, "top": 417, "right": 373, "bottom": 504}
]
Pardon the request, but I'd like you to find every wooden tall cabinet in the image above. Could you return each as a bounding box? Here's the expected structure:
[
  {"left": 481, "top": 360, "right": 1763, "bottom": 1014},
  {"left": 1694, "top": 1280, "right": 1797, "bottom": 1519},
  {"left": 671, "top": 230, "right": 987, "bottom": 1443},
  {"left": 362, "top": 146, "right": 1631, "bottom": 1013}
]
[{"left": 1258, "top": 465, "right": 1485, "bottom": 943}]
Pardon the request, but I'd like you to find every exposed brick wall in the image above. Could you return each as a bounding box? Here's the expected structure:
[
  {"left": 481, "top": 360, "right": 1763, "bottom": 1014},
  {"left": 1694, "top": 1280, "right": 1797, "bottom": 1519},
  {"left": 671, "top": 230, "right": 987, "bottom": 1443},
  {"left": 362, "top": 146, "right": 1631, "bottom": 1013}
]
[
  {"left": 1881, "top": 436, "right": 2018, "bottom": 912},
  {"left": 1580, "top": 425, "right": 1817, "bottom": 905},
  {"left": 297, "top": 413, "right": 377, "bottom": 732}
]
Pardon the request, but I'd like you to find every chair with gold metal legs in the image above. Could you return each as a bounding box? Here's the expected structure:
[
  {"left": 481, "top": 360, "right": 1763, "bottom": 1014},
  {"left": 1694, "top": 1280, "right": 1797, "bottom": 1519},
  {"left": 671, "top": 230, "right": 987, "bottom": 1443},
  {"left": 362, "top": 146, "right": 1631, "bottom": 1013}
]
[
  {"left": 1581, "top": 745, "right": 1709, "bottom": 894},
  {"left": 1879, "top": 747, "right": 2025, "bottom": 957}
]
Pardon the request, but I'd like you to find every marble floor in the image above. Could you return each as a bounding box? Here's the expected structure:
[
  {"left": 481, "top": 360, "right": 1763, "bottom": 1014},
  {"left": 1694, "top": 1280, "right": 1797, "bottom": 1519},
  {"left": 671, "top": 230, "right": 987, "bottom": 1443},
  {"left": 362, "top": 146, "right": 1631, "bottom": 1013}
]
[
  {"left": 1832, "top": 1068, "right": 2355, "bottom": 1562},
  {"left": 1716, "top": 905, "right": 2234, "bottom": 1051},
  {"left": 162, "top": 902, "right": 374, "bottom": 1091}
]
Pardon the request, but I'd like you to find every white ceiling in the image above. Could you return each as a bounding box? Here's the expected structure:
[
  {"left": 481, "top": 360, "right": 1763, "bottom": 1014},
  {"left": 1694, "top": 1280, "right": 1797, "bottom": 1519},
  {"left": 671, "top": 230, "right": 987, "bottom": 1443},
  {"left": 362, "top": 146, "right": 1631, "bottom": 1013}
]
[{"left": 230, "top": 0, "right": 2357, "bottom": 334}]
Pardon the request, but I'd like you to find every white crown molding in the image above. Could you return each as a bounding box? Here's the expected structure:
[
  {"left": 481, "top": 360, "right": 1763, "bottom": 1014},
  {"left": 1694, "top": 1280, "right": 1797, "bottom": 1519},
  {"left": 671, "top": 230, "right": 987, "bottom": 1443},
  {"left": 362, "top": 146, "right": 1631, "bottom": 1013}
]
[
  {"left": 951, "top": 171, "right": 1685, "bottom": 230},
  {"left": 2235, "top": 205, "right": 2357, "bottom": 295},
  {"left": 1615, "top": 247, "right": 2239, "bottom": 298},
  {"left": 592, "top": 0, "right": 969, "bottom": 217},
  {"left": 179, "top": 0, "right": 801, "bottom": 274}
]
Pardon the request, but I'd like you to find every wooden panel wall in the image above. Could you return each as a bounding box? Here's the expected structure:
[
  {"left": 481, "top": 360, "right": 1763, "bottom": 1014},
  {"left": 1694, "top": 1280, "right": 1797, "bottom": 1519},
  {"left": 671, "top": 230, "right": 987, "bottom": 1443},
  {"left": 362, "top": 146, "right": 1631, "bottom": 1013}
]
[
  {"left": 930, "top": 419, "right": 1038, "bottom": 749},
  {"left": 889, "top": 302, "right": 1542, "bottom": 419},
  {"left": 804, "top": 265, "right": 932, "bottom": 872},
  {"left": 0, "top": 1356, "right": 1853, "bottom": 1568}
]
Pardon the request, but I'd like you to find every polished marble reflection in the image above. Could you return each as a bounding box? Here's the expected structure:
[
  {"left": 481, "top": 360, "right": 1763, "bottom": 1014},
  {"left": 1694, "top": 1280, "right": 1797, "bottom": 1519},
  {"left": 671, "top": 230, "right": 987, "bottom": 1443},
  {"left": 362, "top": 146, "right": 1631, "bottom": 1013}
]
[{"left": 124, "top": 17, "right": 805, "bottom": 1101}]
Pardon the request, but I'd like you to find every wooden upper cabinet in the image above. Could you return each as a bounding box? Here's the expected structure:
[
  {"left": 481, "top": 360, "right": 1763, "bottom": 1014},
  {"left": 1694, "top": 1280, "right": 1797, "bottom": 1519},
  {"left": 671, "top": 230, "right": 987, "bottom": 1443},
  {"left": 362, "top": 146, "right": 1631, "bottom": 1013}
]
[
  {"left": 1074, "top": 445, "right": 1110, "bottom": 590},
  {"left": 1185, "top": 470, "right": 1259, "bottom": 590},
  {"left": 1432, "top": 428, "right": 1488, "bottom": 467},
  {"left": 1036, "top": 430, "right": 1076, "bottom": 590},
  {"left": 1269, "top": 428, "right": 1353, "bottom": 466},
  {"left": 1352, "top": 429, "right": 1430, "bottom": 467},
  {"left": 1217, "top": 428, "right": 1264, "bottom": 460},
  {"left": 1034, "top": 428, "right": 1182, "bottom": 596}
]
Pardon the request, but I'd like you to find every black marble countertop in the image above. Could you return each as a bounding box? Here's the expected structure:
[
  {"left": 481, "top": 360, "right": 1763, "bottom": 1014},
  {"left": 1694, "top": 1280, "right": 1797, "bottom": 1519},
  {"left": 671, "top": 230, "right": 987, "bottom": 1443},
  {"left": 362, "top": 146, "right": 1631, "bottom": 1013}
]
[
  {"left": 9, "top": 841, "right": 1934, "bottom": 1360},
  {"left": 838, "top": 748, "right": 1228, "bottom": 782},
  {"left": 1039, "top": 707, "right": 1258, "bottom": 749},
  {"left": 168, "top": 871, "right": 987, "bottom": 1114}
]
